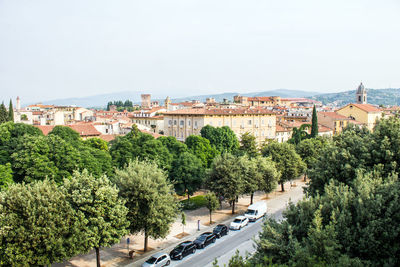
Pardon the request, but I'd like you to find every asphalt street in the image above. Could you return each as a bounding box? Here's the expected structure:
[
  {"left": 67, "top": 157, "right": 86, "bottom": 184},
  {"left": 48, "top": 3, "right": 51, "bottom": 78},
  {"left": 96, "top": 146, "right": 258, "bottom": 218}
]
[{"left": 168, "top": 207, "right": 285, "bottom": 267}]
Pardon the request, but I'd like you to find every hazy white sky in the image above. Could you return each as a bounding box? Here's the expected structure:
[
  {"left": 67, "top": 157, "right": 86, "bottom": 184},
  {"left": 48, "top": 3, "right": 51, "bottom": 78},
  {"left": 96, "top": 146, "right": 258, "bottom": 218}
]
[{"left": 1, "top": 0, "right": 400, "bottom": 103}]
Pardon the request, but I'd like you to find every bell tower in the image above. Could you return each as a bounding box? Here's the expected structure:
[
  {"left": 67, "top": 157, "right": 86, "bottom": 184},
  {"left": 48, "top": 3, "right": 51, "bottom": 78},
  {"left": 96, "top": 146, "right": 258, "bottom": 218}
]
[{"left": 356, "top": 82, "right": 367, "bottom": 104}]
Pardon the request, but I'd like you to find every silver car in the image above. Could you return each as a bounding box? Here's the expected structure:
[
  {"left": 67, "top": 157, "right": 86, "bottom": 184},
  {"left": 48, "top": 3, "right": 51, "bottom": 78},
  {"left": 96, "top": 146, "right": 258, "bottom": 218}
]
[{"left": 142, "top": 252, "right": 171, "bottom": 267}]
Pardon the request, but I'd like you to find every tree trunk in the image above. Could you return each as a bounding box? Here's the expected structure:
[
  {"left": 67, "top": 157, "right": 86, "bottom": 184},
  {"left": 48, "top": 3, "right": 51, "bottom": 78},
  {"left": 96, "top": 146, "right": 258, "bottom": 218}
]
[
  {"left": 209, "top": 210, "right": 212, "bottom": 224},
  {"left": 219, "top": 197, "right": 222, "bottom": 210},
  {"left": 304, "top": 172, "right": 307, "bottom": 182},
  {"left": 231, "top": 200, "right": 235, "bottom": 214},
  {"left": 95, "top": 247, "right": 100, "bottom": 267},
  {"left": 187, "top": 193, "right": 190, "bottom": 201},
  {"left": 236, "top": 196, "right": 239, "bottom": 203},
  {"left": 144, "top": 231, "right": 149, "bottom": 252},
  {"left": 250, "top": 193, "right": 254, "bottom": 205},
  {"left": 281, "top": 182, "right": 285, "bottom": 192}
]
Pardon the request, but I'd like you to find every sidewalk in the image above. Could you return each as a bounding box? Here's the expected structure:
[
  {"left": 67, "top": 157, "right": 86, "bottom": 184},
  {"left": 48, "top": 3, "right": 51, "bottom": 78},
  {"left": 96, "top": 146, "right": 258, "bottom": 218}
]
[{"left": 55, "top": 179, "right": 306, "bottom": 267}]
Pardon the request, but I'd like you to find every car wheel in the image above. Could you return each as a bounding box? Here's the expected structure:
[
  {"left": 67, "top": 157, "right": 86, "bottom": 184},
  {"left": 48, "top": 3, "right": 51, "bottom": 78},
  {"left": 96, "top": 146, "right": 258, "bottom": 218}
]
[
  {"left": 239, "top": 226, "right": 241, "bottom": 230},
  {"left": 179, "top": 255, "right": 183, "bottom": 260},
  {"left": 192, "top": 248, "right": 196, "bottom": 254},
  {"left": 212, "top": 238, "right": 216, "bottom": 243},
  {"left": 165, "top": 260, "right": 170, "bottom": 266}
]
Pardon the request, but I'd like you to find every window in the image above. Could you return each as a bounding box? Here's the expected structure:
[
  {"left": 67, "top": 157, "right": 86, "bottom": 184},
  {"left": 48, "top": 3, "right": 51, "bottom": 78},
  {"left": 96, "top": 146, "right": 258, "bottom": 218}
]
[
  {"left": 174, "top": 120, "right": 177, "bottom": 125},
  {"left": 195, "top": 121, "right": 198, "bottom": 127},
  {"left": 188, "top": 120, "right": 191, "bottom": 126},
  {"left": 180, "top": 120, "right": 184, "bottom": 126},
  {"left": 169, "top": 120, "right": 172, "bottom": 125},
  {"left": 248, "top": 120, "right": 252, "bottom": 125},
  {"left": 261, "top": 120, "right": 264, "bottom": 125}
]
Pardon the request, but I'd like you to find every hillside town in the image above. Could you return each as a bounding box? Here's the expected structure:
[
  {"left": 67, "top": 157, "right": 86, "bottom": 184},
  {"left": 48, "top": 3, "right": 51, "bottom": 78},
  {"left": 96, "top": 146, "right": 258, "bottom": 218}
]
[{"left": 9, "top": 83, "right": 392, "bottom": 145}]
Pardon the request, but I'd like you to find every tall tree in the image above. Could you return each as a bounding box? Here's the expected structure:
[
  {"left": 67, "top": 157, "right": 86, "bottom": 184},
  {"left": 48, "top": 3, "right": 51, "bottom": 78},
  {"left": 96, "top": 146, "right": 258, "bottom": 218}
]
[
  {"left": 0, "top": 102, "right": 7, "bottom": 124},
  {"left": 170, "top": 152, "right": 205, "bottom": 199},
  {"left": 310, "top": 105, "right": 318, "bottom": 137},
  {"left": 296, "top": 137, "right": 329, "bottom": 181},
  {"left": 0, "top": 180, "right": 84, "bottom": 266},
  {"left": 113, "top": 160, "right": 179, "bottom": 252},
  {"left": 62, "top": 170, "right": 129, "bottom": 267},
  {"left": 206, "top": 153, "right": 244, "bottom": 214},
  {"left": 158, "top": 136, "right": 188, "bottom": 159},
  {"left": 239, "top": 132, "right": 258, "bottom": 157},
  {"left": 48, "top": 125, "right": 82, "bottom": 146},
  {"left": 201, "top": 125, "right": 240, "bottom": 153},
  {"left": 185, "top": 135, "right": 219, "bottom": 167},
  {"left": 261, "top": 142, "right": 305, "bottom": 191},
  {"left": 8, "top": 99, "right": 13, "bottom": 122},
  {"left": 255, "top": 156, "right": 280, "bottom": 198},
  {"left": 289, "top": 124, "right": 311, "bottom": 145},
  {"left": 204, "top": 192, "right": 220, "bottom": 224}
]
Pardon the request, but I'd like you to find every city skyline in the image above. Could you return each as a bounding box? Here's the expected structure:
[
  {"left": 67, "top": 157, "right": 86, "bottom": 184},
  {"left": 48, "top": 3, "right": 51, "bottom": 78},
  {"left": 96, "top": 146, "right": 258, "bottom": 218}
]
[{"left": 1, "top": 0, "right": 400, "bottom": 103}]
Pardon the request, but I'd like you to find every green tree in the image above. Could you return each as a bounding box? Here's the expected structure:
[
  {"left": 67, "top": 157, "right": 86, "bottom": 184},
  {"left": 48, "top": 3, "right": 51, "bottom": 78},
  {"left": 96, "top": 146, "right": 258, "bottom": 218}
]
[
  {"left": 181, "top": 212, "right": 186, "bottom": 234},
  {"left": 0, "top": 180, "right": 83, "bottom": 266},
  {"left": 0, "top": 102, "right": 8, "bottom": 124},
  {"left": 49, "top": 125, "right": 82, "bottom": 146},
  {"left": 84, "top": 137, "right": 109, "bottom": 151},
  {"left": 62, "top": 170, "right": 129, "bottom": 267},
  {"left": 158, "top": 136, "right": 188, "bottom": 159},
  {"left": 296, "top": 137, "right": 329, "bottom": 181},
  {"left": 201, "top": 125, "right": 240, "bottom": 153},
  {"left": 170, "top": 152, "right": 205, "bottom": 199},
  {"left": 113, "top": 160, "right": 178, "bottom": 252},
  {"left": 261, "top": 142, "right": 305, "bottom": 192},
  {"left": 0, "top": 163, "right": 13, "bottom": 190},
  {"left": 310, "top": 105, "right": 318, "bottom": 138},
  {"left": 206, "top": 153, "right": 244, "bottom": 214},
  {"left": 8, "top": 99, "right": 13, "bottom": 122},
  {"left": 288, "top": 124, "right": 311, "bottom": 145},
  {"left": 239, "top": 132, "right": 258, "bottom": 157},
  {"left": 255, "top": 157, "right": 280, "bottom": 198},
  {"left": 204, "top": 192, "right": 220, "bottom": 224},
  {"left": 185, "top": 135, "right": 219, "bottom": 167}
]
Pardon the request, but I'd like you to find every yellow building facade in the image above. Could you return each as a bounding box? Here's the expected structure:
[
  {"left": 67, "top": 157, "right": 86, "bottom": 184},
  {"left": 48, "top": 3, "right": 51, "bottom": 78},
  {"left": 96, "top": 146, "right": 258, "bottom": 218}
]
[
  {"left": 336, "top": 103, "right": 382, "bottom": 131},
  {"left": 163, "top": 108, "right": 276, "bottom": 145}
]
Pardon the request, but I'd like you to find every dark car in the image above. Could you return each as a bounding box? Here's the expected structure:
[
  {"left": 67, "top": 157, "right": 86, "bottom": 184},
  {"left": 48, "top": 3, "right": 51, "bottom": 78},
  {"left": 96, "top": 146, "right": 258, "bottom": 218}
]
[
  {"left": 213, "top": 224, "right": 229, "bottom": 238},
  {"left": 169, "top": 241, "right": 196, "bottom": 260},
  {"left": 193, "top": 232, "right": 217, "bottom": 249}
]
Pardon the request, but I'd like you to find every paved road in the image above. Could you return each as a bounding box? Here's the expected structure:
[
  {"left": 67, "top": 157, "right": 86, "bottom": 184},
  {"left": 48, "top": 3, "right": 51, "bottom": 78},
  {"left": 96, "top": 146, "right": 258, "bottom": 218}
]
[{"left": 166, "top": 207, "right": 285, "bottom": 267}]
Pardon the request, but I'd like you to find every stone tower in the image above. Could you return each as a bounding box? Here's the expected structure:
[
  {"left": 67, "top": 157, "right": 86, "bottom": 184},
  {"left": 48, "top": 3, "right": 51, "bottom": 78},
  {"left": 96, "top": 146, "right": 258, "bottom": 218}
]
[
  {"left": 356, "top": 82, "right": 367, "bottom": 104},
  {"left": 141, "top": 94, "right": 151, "bottom": 109},
  {"left": 164, "top": 96, "right": 171, "bottom": 110},
  {"left": 16, "top": 96, "right": 21, "bottom": 111}
]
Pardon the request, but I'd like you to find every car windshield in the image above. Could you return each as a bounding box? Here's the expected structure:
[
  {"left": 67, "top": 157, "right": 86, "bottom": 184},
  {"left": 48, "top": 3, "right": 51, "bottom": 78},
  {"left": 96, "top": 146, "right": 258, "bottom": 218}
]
[
  {"left": 215, "top": 225, "right": 223, "bottom": 230},
  {"left": 233, "top": 219, "right": 242, "bottom": 223},
  {"left": 197, "top": 235, "right": 207, "bottom": 241},
  {"left": 173, "top": 245, "right": 185, "bottom": 252},
  {"left": 146, "top": 257, "right": 157, "bottom": 264},
  {"left": 246, "top": 209, "right": 256, "bottom": 215}
]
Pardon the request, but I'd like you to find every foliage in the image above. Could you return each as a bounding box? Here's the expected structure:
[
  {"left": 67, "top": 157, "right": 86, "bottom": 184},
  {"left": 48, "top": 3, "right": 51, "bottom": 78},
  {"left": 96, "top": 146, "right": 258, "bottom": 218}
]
[
  {"left": 113, "top": 160, "right": 178, "bottom": 251},
  {"left": 239, "top": 132, "right": 258, "bottom": 157},
  {"left": 0, "top": 163, "right": 13, "bottom": 191},
  {"left": 0, "top": 103, "right": 8, "bottom": 124},
  {"left": 158, "top": 136, "right": 188, "bottom": 159},
  {"left": 49, "top": 125, "right": 81, "bottom": 146},
  {"left": 310, "top": 105, "right": 318, "bottom": 138},
  {"left": 204, "top": 192, "right": 220, "bottom": 224},
  {"left": 180, "top": 195, "right": 208, "bottom": 210},
  {"left": 8, "top": 100, "right": 13, "bottom": 122},
  {"left": 201, "top": 125, "right": 240, "bottom": 153},
  {"left": 84, "top": 137, "right": 109, "bottom": 151},
  {"left": 0, "top": 180, "right": 83, "bottom": 266},
  {"left": 110, "top": 125, "right": 172, "bottom": 170},
  {"left": 288, "top": 124, "right": 311, "bottom": 145},
  {"left": 185, "top": 135, "right": 219, "bottom": 167},
  {"left": 62, "top": 170, "right": 129, "bottom": 266},
  {"left": 255, "top": 157, "right": 280, "bottom": 195},
  {"left": 206, "top": 153, "right": 244, "bottom": 214},
  {"left": 170, "top": 152, "right": 205, "bottom": 198},
  {"left": 261, "top": 142, "right": 305, "bottom": 191},
  {"left": 106, "top": 100, "right": 135, "bottom": 111}
]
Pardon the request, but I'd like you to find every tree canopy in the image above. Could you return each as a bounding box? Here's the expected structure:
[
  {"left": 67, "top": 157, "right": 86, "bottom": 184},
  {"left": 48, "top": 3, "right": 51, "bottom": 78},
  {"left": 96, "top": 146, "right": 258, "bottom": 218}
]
[
  {"left": 185, "top": 135, "right": 219, "bottom": 167},
  {"left": 201, "top": 125, "right": 240, "bottom": 153}
]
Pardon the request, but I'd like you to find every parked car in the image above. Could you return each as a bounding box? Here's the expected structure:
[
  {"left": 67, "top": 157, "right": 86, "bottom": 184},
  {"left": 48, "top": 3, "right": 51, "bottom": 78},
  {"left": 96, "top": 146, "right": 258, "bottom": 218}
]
[
  {"left": 193, "top": 232, "right": 217, "bottom": 249},
  {"left": 169, "top": 241, "right": 196, "bottom": 260},
  {"left": 230, "top": 216, "right": 249, "bottom": 230},
  {"left": 244, "top": 201, "right": 267, "bottom": 222},
  {"left": 142, "top": 252, "right": 170, "bottom": 267},
  {"left": 213, "top": 224, "right": 229, "bottom": 238}
]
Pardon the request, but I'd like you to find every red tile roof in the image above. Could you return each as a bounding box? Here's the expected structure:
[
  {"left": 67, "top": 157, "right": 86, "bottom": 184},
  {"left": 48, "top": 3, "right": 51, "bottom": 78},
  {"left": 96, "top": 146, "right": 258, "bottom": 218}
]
[
  {"left": 35, "top": 124, "right": 101, "bottom": 137},
  {"left": 318, "top": 112, "right": 350, "bottom": 120},
  {"left": 247, "top": 97, "right": 274, "bottom": 102},
  {"left": 164, "top": 108, "right": 275, "bottom": 116},
  {"left": 318, "top": 124, "right": 333, "bottom": 132},
  {"left": 342, "top": 103, "right": 381, "bottom": 113}
]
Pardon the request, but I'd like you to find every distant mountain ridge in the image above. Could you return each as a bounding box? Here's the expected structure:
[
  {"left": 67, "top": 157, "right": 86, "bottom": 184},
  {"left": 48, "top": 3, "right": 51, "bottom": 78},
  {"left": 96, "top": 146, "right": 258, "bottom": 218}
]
[
  {"left": 25, "top": 88, "right": 400, "bottom": 108},
  {"left": 26, "top": 89, "right": 318, "bottom": 108}
]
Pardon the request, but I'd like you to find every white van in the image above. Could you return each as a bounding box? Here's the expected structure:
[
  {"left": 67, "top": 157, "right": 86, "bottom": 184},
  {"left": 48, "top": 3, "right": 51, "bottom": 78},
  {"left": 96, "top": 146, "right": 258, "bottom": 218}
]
[{"left": 244, "top": 201, "right": 267, "bottom": 222}]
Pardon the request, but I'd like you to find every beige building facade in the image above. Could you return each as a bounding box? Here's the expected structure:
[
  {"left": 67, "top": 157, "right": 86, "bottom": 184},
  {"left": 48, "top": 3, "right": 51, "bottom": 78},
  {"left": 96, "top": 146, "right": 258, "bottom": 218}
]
[
  {"left": 163, "top": 108, "right": 276, "bottom": 144},
  {"left": 336, "top": 103, "right": 382, "bottom": 131}
]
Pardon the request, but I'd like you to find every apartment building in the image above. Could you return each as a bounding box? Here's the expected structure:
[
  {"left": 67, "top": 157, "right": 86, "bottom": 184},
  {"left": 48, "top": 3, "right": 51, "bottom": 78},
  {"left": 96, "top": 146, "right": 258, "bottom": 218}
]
[{"left": 163, "top": 108, "right": 276, "bottom": 144}]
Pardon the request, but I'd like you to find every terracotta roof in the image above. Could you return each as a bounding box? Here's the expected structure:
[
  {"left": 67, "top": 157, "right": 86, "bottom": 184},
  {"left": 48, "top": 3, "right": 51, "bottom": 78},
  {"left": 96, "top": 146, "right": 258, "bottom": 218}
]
[
  {"left": 247, "top": 97, "right": 274, "bottom": 102},
  {"left": 164, "top": 108, "right": 275, "bottom": 116},
  {"left": 276, "top": 125, "right": 292, "bottom": 132},
  {"left": 318, "top": 112, "right": 350, "bottom": 120},
  {"left": 318, "top": 124, "right": 333, "bottom": 132},
  {"left": 35, "top": 124, "right": 101, "bottom": 137},
  {"left": 99, "top": 134, "right": 120, "bottom": 142},
  {"left": 341, "top": 103, "right": 381, "bottom": 113}
]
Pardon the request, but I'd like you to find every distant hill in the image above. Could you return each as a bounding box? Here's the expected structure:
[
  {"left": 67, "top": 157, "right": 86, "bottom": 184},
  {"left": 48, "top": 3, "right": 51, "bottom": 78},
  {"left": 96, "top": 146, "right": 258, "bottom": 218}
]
[
  {"left": 27, "top": 89, "right": 319, "bottom": 108},
  {"left": 312, "top": 88, "right": 400, "bottom": 106}
]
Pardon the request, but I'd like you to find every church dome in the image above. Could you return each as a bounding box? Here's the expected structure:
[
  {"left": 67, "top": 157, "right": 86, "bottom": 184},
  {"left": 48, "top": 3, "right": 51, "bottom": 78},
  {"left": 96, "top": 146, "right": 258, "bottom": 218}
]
[{"left": 356, "top": 82, "right": 365, "bottom": 94}]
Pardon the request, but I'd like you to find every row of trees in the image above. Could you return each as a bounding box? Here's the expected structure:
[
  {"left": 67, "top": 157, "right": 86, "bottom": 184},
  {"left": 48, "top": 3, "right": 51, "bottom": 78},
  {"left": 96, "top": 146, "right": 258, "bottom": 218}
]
[
  {"left": 106, "top": 100, "right": 136, "bottom": 111},
  {"left": 0, "top": 160, "right": 179, "bottom": 267},
  {"left": 221, "top": 117, "right": 400, "bottom": 266},
  {"left": 0, "top": 100, "right": 13, "bottom": 124}
]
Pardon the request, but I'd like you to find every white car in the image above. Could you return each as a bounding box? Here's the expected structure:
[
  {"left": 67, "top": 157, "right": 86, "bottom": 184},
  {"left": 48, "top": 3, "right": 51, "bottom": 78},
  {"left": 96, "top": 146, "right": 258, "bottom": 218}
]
[
  {"left": 230, "top": 216, "right": 249, "bottom": 230},
  {"left": 142, "top": 252, "right": 171, "bottom": 267}
]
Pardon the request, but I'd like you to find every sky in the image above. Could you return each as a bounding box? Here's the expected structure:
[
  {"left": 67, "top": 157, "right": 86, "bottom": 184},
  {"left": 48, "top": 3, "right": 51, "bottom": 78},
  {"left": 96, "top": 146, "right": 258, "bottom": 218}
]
[{"left": 1, "top": 0, "right": 400, "bottom": 104}]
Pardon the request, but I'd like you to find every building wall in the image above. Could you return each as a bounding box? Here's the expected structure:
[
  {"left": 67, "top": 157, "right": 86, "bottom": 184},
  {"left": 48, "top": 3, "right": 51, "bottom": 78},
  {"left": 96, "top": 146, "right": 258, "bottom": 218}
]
[
  {"left": 337, "top": 105, "right": 382, "bottom": 131},
  {"left": 164, "top": 113, "right": 276, "bottom": 144}
]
